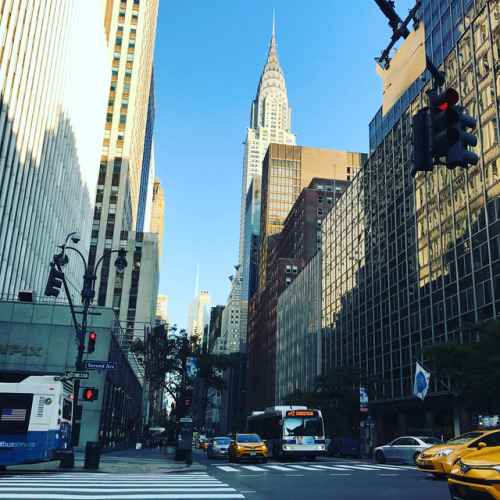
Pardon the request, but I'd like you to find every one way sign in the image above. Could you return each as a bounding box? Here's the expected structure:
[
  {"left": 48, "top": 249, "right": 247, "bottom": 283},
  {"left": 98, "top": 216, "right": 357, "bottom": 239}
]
[{"left": 65, "top": 371, "right": 89, "bottom": 379}]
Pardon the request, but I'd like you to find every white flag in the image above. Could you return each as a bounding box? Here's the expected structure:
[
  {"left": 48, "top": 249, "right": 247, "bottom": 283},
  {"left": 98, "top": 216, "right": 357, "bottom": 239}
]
[{"left": 414, "top": 362, "right": 431, "bottom": 400}]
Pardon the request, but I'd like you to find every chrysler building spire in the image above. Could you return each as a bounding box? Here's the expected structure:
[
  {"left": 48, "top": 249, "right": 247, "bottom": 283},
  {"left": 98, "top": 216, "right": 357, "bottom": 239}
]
[{"left": 237, "top": 14, "right": 297, "bottom": 280}]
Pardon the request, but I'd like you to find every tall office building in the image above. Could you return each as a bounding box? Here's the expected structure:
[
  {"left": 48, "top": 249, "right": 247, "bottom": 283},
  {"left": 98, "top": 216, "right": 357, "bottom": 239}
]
[
  {"left": 90, "top": 0, "right": 159, "bottom": 338},
  {"left": 149, "top": 177, "right": 165, "bottom": 264},
  {"left": 322, "top": 0, "right": 500, "bottom": 444},
  {"left": 238, "top": 19, "right": 296, "bottom": 283},
  {"left": 247, "top": 147, "right": 366, "bottom": 410},
  {"left": 0, "top": 1, "right": 109, "bottom": 298},
  {"left": 187, "top": 291, "right": 210, "bottom": 340}
]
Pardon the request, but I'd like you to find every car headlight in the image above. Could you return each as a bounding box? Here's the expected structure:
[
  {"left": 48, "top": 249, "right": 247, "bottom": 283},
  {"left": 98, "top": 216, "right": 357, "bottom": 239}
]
[
  {"left": 284, "top": 445, "right": 292, "bottom": 450},
  {"left": 317, "top": 445, "right": 324, "bottom": 450},
  {"left": 435, "top": 449, "right": 454, "bottom": 457}
]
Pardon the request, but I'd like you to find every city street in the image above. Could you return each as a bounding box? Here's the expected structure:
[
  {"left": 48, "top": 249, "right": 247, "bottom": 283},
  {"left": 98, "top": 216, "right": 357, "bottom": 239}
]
[
  {"left": 192, "top": 449, "right": 450, "bottom": 500},
  {"left": 0, "top": 447, "right": 453, "bottom": 499}
]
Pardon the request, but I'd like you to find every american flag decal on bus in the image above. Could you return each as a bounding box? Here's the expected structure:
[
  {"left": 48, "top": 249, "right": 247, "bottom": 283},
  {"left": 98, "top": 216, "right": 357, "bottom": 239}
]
[{"left": 1, "top": 408, "right": 27, "bottom": 421}]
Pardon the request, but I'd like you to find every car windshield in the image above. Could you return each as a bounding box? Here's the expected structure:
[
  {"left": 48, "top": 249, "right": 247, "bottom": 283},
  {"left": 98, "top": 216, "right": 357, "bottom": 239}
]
[
  {"left": 447, "top": 432, "right": 483, "bottom": 445},
  {"left": 237, "top": 434, "right": 261, "bottom": 443},
  {"left": 420, "top": 437, "right": 443, "bottom": 445},
  {"left": 214, "top": 438, "right": 230, "bottom": 445}
]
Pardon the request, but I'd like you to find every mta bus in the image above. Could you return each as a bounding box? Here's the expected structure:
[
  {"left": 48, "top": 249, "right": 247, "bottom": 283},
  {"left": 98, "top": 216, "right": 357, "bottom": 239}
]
[
  {"left": 0, "top": 375, "right": 73, "bottom": 467},
  {"left": 247, "top": 406, "right": 326, "bottom": 460}
]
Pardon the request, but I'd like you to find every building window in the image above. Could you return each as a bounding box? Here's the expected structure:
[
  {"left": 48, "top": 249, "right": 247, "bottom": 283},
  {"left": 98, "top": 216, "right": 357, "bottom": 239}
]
[
  {"left": 317, "top": 219, "right": 322, "bottom": 227},
  {"left": 123, "top": 83, "right": 130, "bottom": 93},
  {"left": 318, "top": 195, "right": 323, "bottom": 203},
  {"left": 113, "top": 51, "right": 120, "bottom": 61},
  {"left": 125, "top": 68, "right": 132, "bottom": 78},
  {"left": 132, "top": 9, "right": 139, "bottom": 19},
  {"left": 285, "top": 277, "right": 292, "bottom": 286},
  {"left": 286, "top": 265, "right": 291, "bottom": 273},
  {"left": 327, "top": 197, "right": 333, "bottom": 204},
  {"left": 115, "top": 37, "right": 122, "bottom": 46},
  {"left": 131, "top": 25, "right": 137, "bottom": 33},
  {"left": 120, "top": 114, "right": 127, "bottom": 124},
  {"left": 129, "top": 39, "right": 135, "bottom": 48},
  {"left": 121, "top": 99, "right": 128, "bottom": 109},
  {"left": 110, "top": 81, "right": 117, "bottom": 91},
  {"left": 127, "top": 53, "right": 134, "bottom": 63},
  {"left": 112, "top": 67, "right": 119, "bottom": 76},
  {"left": 106, "top": 113, "right": 113, "bottom": 123},
  {"left": 292, "top": 265, "right": 298, "bottom": 273},
  {"left": 317, "top": 207, "right": 324, "bottom": 215},
  {"left": 119, "top": 7, "right": 126, "bottom": 17}
]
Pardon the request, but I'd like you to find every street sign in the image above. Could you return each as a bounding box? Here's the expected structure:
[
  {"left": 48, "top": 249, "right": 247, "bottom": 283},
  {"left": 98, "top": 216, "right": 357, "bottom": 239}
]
[
  {"left": 84, "top": 361, "right": 117, "bottom": 370},
  {"left": 65, "top": 371, "right": 89, "bottom": 379}
]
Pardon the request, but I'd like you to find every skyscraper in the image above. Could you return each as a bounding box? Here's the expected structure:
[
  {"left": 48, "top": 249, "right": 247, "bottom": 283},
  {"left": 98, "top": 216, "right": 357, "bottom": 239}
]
[
  {"left": 90, "top": 0, "right": 159, "bottom": 338},
  {"left": 238, "top": 18, "right": 296, "bottom": 278},
  {"left": 0, "top": 1, "right": 109, "bottom": 298},
  {"left": 149, "top": 177, "right": 165, "bottom": 264}
]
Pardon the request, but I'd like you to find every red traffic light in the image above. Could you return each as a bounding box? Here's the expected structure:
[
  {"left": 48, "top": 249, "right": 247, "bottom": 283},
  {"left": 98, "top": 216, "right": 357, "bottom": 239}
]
[
  {"left": 437, "top": 88, "right": 459, "bottom": 110},
  {"left": 83, "top": 388, "right": 99, "bottom": 401},
  {"left": 88, "top": 332, "right": 97, "bottom": 354}
]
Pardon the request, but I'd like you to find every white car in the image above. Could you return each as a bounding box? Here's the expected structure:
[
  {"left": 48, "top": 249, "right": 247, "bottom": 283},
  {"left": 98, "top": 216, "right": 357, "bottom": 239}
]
[{"left": 374, "top": 436, "right": 443, "bottom": 464}]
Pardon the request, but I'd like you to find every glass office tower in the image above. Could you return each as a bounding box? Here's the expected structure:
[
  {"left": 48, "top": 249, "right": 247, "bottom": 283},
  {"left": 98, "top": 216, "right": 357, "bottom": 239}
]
[{"left": 322, "top": 0, "right": 500, "bottom": 443}]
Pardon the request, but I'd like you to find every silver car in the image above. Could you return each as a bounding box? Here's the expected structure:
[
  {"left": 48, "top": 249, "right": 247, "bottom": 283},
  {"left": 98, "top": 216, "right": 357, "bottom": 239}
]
[
  {"left": 206, "top": 436, "right": 231, "bottom": 459},
  {"left": 374, "top": 436, "right": 442, "bottom": 464}
]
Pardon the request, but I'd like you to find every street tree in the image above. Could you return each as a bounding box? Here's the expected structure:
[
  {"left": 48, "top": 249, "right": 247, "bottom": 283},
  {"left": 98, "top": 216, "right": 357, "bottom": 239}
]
[{"left": 422, "top": 319, "right": 500, "bottom": 412}]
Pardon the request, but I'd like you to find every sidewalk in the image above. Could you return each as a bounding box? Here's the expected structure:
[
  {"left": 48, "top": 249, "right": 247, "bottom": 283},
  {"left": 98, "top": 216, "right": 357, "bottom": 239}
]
[{"left": 2, "top": 447, "right": 207, "bottom": 475}]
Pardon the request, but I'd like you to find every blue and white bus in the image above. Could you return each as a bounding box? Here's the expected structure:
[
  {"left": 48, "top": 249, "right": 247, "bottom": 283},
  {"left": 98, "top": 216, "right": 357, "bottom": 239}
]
[
  {"left": 247, "top": 406, "right": 326, "bottom": 460},
  {"left": 0, "top": 375, "right": 73, "bottom": 467}
]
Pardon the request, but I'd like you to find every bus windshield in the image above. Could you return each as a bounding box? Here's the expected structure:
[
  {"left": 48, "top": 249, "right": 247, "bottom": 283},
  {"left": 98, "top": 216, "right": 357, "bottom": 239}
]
[{"left": 284, "top": 416, "right": 323, "bottom": 437}]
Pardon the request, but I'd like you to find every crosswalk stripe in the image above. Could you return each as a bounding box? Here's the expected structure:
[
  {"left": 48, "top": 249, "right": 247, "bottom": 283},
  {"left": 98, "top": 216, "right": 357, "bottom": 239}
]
[
  {"left": 217, "top": 466, "right": 240, "bottom": 472},
  {"left": 241, "top": 465, "right": 264, "bottom": 471},
  {"left": 266, "top": 465, "right": 292, "bottom": 471},
  {"left": 0, "top": 473, "right": 245, "bottom": 499}
]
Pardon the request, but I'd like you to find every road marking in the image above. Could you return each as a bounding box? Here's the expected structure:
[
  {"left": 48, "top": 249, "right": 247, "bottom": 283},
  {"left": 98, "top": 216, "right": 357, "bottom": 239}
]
[
  {"left": 217, "top": 466, "right": 240, "bottom": 472},
  {"left": 241, "top": 465, "right": 265, "bottom": 471},
  {"left": 266, "top": 465, "right": 293, "bottom": 471}
]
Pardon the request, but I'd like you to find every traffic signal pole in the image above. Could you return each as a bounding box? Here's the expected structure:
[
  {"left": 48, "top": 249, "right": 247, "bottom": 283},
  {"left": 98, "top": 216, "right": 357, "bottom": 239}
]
[{"left": 374, "top": 0, "right": 445, "bottom": 88}]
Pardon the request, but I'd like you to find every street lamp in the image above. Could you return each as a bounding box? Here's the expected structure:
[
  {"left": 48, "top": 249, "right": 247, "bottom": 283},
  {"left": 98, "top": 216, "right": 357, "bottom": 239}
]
[{"left": 47, "top": 232, "right": 127, "bottom": 456}]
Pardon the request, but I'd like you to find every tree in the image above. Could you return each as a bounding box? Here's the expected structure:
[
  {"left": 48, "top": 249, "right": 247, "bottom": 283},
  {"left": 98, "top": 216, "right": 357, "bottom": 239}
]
[
  {"left": 422, "top": 319, "right": 500, "bottom": 412},
  {"left": 130, "top": 325, "right": 234, "bottom": 422}
]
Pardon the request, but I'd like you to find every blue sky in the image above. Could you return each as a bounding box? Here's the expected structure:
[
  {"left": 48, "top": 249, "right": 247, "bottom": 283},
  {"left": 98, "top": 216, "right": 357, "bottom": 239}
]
[{"left": 154, "top": 0, "right": 415, "bottom": 329}]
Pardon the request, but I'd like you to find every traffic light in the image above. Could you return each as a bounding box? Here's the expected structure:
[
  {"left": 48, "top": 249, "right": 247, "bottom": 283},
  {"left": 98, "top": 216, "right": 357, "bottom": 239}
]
[
  {"left": 428, "top": 88, "right": 460, "bottom": 161},
  {"left": 446, "top": 105, "right": 479, "bottom": 170},
  {"left": 411, "top": 109, "right": 433, "bottom": 177},
  {"left": 44, "top": 264, "right": 64, "bottom": 297},
  {"left": 88, "top": 332, "right": 97, "bottom": 354},
  {"left": 82, "top": 388, "right": 99, "bottom": 401}
]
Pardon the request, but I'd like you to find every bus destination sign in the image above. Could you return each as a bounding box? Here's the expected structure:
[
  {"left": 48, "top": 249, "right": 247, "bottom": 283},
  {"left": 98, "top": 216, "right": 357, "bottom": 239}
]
[{"left": 286, "top": 410, "right": 315, "bottom": 417}]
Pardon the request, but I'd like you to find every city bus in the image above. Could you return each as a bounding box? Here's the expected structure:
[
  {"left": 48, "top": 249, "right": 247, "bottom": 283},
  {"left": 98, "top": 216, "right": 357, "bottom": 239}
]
[
  {"left": 247, "top": 406, "right": 326, "bottom": 460},
  {"left": 0, "top": 375, "right": 73, "bottom": 467}
]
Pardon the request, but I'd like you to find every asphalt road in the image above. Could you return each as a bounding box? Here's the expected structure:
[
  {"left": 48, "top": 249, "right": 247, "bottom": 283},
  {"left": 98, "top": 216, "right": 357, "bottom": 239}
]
[{"left": 192, "top": 448, "right": 451, "bottom": 500}]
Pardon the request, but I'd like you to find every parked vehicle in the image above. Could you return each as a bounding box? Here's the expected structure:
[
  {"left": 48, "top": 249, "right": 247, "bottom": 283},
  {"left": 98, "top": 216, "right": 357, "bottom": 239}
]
[
  {"left": 229, "top": 433, "right": 267, "bottom": 463},
  {"left": 448, "top": 445, "right": 500, "bottom": 499},
  {"left": 417, "top": 429, "right": 500, "bottom": 478},
  {"left": 206, "top": 436, "right": 231, "bottom": 459},
  {"left": 374, "top": 436, "right": 442, "bottom": 465},
  {"left": 328, "top": 438, "right": 360, "bottom": 458}
]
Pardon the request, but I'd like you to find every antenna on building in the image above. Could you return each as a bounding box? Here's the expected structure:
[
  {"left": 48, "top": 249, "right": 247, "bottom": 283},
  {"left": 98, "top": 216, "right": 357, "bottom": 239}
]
[{"left": 195, "top": 263, "right": 199, "bottom": 297}]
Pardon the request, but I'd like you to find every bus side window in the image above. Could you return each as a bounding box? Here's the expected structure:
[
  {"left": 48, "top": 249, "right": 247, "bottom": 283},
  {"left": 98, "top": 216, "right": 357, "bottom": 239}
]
[{"left": 0, "top": 393, "right": 33, "bottom": 435}]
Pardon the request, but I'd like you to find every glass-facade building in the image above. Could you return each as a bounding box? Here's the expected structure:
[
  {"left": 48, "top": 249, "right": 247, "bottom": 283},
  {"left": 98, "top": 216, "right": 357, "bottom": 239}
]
[{"left": 322, "top": 0, "right": 500, "bottom": 443}]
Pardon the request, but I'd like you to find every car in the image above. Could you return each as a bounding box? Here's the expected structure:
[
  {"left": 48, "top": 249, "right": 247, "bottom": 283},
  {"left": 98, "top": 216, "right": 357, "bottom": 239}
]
[
  {"left": 448, "top": 445, "right": 500, "bottom": 499},
  {"left": 206, "top": 436, "right": 231, "bottom": 459},
  {"left": 374, "top": 436, "right": 442, "bottom": 465},
  {"left": 229, "top": 433, "right": 267, "bottom": 463},
  {"left": 417, "top": 428, "right": 500, "bottom": 478}
]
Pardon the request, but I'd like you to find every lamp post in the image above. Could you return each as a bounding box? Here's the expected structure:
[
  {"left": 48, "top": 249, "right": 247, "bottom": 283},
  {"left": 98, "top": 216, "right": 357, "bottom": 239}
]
[{"left": 48, "top": 233, "right": 127, "bottom": 462}]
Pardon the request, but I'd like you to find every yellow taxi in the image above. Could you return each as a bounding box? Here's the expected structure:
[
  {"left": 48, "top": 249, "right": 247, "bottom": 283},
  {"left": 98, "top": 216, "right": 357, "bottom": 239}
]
[
  {"left": 417, "top": 429, "right": 500, "bottom": 478},
  {"left": 229, "top": 433, "right": 267, "bottom": 464},
  {"left": 448, "top": 446, "right": 500, "bottom": 499}
]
